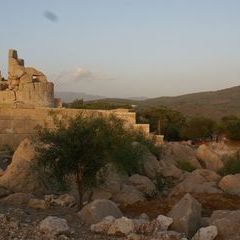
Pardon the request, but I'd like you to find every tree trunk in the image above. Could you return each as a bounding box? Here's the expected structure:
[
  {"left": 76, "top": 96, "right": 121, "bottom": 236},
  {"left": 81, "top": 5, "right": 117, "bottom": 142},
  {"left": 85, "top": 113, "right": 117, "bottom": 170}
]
[{"left": 76, "top": 167, "right": 83, "bottom": 210}]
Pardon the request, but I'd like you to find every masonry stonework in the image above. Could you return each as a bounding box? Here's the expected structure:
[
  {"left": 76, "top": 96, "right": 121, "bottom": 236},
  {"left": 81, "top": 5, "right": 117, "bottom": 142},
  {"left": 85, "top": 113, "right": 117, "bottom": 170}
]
[
  {"left": 0, "top": 49, "right": 150, "bottom": 149},
  {"left": 0, "top": 49, "right": 54, "bottom": 107}
]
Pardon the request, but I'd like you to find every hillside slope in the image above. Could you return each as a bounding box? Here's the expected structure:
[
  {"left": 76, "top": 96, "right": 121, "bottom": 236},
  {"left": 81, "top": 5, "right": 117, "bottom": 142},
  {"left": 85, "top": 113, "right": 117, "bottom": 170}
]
[
  {"left": 140, "top": 86, "right": 240, "bottom": 119},
  {"left": 86, "top": 86, "right": 240, "bottom": 119}
]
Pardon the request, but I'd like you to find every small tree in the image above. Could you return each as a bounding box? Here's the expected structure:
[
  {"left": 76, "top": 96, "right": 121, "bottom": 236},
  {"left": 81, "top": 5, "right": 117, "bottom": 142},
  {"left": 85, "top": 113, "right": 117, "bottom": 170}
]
[
  {"left": 181, "top": 117, "right": 216, "bottom": 141},
  {"left": 36, "top": 113, "right": 156, "bottom": 209}
]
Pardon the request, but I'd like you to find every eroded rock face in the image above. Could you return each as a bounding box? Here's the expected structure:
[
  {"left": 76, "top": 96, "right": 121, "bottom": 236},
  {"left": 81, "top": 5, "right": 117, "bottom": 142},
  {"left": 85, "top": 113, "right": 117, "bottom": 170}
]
[
  {"left": 209, "top": 210, "right": 240, "bottom": 240},
  {"left": 39, "top": 216, "right": 70, "bottom": 237},
  {"left": 107, "top": 217, "right": 135, "bottom": 236},
  {"left": 191, "top": 225, "right": 218, "bottom": 240},
  {"left": 170, "top": 169, "right": 222, "bottom": 196},
  {"left": 168, "top": 193, "right": 202, "bottom": 237},
  {"left": 161, "top": 142, "right": 201, "bottom": 169},
  {"left": 128, "top": 174, "right": 156, "bottom": 195},
  {"left": 78, "top": 199, "right": 123, "bottom": 225},
  {"left": 113, "top": 184, "right": 146, "bottom": 206},
  {"left": 0, "top": 138, "right": 45, "bottom": 193},
  {"left": 2, "top": 192, "right": 33, "bottom": 206},
  {"left": 196, "top": 144, "right": 224, "bottom": 171},
  {"left": 218, "top": 174, "right": 240, "bottom": 196}
]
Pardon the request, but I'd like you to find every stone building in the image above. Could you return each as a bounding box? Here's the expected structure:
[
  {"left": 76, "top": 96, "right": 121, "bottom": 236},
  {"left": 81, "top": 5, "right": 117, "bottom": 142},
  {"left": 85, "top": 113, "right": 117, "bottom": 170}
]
[
  {"left": 0, "top": 49, "right": 151, "bottom": 148},
  {"left": 0, "top": 49, "right": 56, "bottom": 108}
]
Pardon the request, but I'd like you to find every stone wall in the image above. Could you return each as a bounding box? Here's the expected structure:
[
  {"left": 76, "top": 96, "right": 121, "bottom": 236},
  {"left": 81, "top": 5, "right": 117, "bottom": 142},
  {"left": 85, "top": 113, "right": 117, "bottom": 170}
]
[{"left": 0, "top": 108, "right": 149, "bottom": 149}]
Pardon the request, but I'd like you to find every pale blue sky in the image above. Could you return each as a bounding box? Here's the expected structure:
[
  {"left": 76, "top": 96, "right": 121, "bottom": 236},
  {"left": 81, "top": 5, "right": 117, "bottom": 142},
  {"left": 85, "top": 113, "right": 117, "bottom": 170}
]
[{"left": 1, "top": 0, "right": 240, "bottom": 98}]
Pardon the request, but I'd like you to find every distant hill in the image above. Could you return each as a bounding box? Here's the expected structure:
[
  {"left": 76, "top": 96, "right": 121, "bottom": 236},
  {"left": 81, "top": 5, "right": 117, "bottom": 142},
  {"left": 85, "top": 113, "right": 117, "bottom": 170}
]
[
  {"left": 55, "top": 92, "right": 105, "bottom": 102},
  {"left": 140, "top": 85, "right": 240, "bottom": 119},
  {"left": 85, "top": 86, "right": 240, "bottom": 119}
]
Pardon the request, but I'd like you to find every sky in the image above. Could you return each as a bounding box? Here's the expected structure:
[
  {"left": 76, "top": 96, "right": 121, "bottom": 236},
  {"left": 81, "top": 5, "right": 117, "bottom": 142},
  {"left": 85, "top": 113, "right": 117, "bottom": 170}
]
[{"left": 1, "top": 0, "right": 240, "bottom": 98}]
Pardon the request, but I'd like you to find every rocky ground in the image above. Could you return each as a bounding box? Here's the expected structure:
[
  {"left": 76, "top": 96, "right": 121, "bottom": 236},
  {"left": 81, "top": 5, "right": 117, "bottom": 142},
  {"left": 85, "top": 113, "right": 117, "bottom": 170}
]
[{"left": 1, "top": 138, "right": 240, "bottom": 239}]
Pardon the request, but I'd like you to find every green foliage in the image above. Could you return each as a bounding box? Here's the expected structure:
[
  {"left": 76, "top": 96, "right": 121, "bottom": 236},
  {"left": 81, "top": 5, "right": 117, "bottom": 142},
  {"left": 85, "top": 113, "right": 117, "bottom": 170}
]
[
  {"left": 181, "top": 117, "right": 216, "bottom": 141},
  {"left": 36, "top": 113, "right": 155, "bottom": 208},
  {"left": 137, "top": 107, "right": 186, "bottom": 141},
  {"left": 65, "top": 98, "right": 132, "bottom": 110},
  {"left": 176, "top": 160, "right": 196, "bottom": 172},
  {"left": 218, "top": 151, "right": 240, "bottom": 176},
  {"left": 218, "top": 116, "right": 240, "bottom": 140}
]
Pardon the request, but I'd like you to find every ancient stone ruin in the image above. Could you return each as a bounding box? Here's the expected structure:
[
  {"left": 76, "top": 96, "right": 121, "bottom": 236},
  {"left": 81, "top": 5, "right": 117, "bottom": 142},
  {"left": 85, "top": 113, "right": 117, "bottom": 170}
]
[{"left": 0, "top": 49, "right": 56, "bottom": 108}]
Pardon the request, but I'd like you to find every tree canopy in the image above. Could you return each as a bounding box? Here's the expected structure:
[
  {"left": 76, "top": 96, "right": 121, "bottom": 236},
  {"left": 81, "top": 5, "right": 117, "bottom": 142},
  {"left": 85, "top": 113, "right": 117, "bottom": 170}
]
[{"left": 36, "top": 113, "right": 157, "bottom": 208}]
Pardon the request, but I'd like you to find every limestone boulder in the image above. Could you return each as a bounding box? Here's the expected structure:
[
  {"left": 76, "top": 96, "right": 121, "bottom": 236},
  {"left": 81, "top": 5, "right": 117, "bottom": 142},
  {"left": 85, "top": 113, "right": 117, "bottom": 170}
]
[
  {"left": 161, "top": 142, "right": 201, "bottom": 169},
  {"left": 218, "top": 174, "right": 240, "bottom": 196},
  {"left": 196, "top": 144, "right": 224, "bottom": 171},
  {"left": 107, "top": 217, "right": 135, "bottom": 236},
  {"left": 209, "top": 210, "right": 240, "bottom": 240},
  {"left": 142, "top": 151, "right": 161, "bottom": 179},
  {"left": 0, "top": 138, "right": 45, "bottom": 193},
  {"left": 168, "top": 193, "right": 202, "bottom": 237},
  {"left": 39, "top": 216, "right": 70, "bottom": 237},
  {"left": 159, "top": 161, "right": 184, "bottom": 180},
  {"left": 2, "top": 192, "right": 33, "bottom": 206},
  {"left": 170, "top": 169, "right": 222, "bottom": 196},
  {"left": 78, "top": 199, "right": 123, "bottom": 225},
  {"left": 28, "top": 198, "right": 48, "bottom": 210},
  {"left": 113, "top": 185, "right": 146, "bottom": 206},
  {"left": 90, "top": 216, "right": 116, "bottom": 234},
  {"left": 191, "top": 225, "right": 218, "bottom": 240},
  {"left": 128, "top": 174, "right": 156, "bottom": 195}
]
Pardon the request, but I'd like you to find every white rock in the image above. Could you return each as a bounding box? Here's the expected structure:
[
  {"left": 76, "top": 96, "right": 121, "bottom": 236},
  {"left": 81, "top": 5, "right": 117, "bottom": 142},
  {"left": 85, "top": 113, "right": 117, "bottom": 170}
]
[
  {"left": 90, "top": 216, "right": 115, "bottom": 234},
  {"left": 107, "top": 217, "right": 135, "bottom": 236},
  {"left": 39, "top": 216, "right": 70, "bottom": 237},
  {"left": 168, "top": 193, "right": 202, "bottom": 237},
  {"left": 156, "top": 215, "right": 173, "bottom": 231},
  {"left": 192, "top": 226, "right": 218, "bottom": 240},
  {"left": 78, "top": 199, "right": 122, "bottom": 225}
]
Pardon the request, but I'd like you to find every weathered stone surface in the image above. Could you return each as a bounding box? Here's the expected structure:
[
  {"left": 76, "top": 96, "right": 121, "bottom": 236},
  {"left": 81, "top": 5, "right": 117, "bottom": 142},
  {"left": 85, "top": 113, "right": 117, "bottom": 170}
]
[
  {"left": 143, "top": 152, "right": 161, "bottom": 179},
  {"left": 113, "top": 185, "right": 146, "bottom": 206},
  {"left": 2, "top": 192, "right": 33, "bottom": 206},
  {"left": 0, "top": 138, "right": 45, "bottom": 193},
  {"left": 78, "top": 199, "right": 123, "bottom": 225},
  {"left": 196, "top": 144, "right": 224, "bottom": 171},
  {"left": 156, "top": 215, "right": 173, "bottom": 231},
  {"left": 90, "top": 216, "right": 116, "bottom": 234},
  {"left": 28, "top": 198, "right": 48, "bottom": 210},
  {"left": 159, "top": 161, "right": 184, "bottom": 179},
  {"left": 39, "top": 216, "right": 70, "bottom": 237},
  {"left": 0, "top": 49, "right": 55, "bottom": 107},
  {"left": 161, "top": 142, "right": 201, "bottom": 169},
  {"left": 209, "top": 210, "right": 240, "bottom": 240},
  {"left": 107, "top": 217, "right": 135, "bottom": 236},
  {"left": 128, "top": 174, "right": 156, "bottom": 195},
  {"left": 168, "top": 193, "right": 202, "bottom": 237},
  {"left": 153, "top": 231, "right": 185, "bottom": 240},
  {"left": 170, "top": 169, "right": 222, "bottom": 196},
  {"left": 218, "top": 174, "right": 240, "bottom": 196},
  {"left": 191, "top": 225, "right": 218, "bottom": 240}
]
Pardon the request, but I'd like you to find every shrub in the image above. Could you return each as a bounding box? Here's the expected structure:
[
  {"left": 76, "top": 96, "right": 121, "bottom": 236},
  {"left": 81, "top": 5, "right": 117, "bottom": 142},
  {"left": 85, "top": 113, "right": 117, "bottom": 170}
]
[
  {"left": 176, "top": 160, "right": 196, "bottom": 172},
  {"left": 218, "top": 151, "right": 240, "bottom": 176},
  {"left": 36, "top": 113, "right": 156, "bottom": 208}
]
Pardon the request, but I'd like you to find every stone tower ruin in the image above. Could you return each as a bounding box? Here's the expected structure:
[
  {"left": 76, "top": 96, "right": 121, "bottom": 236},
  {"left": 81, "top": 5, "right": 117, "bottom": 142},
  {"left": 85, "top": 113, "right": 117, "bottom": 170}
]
[{"left": 0, "top": 49, "right": 56, "bottom": 108}]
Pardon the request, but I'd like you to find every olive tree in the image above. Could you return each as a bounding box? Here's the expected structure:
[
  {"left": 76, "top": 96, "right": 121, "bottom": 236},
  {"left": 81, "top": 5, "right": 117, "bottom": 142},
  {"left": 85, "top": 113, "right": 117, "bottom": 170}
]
[{"left": 36, "top": 113, "right": 156, "bottom": 208}]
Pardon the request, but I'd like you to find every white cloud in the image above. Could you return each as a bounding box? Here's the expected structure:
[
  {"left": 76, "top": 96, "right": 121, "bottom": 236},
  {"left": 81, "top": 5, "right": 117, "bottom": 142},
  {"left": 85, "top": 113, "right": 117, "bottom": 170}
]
[{"left": 53, "top": 67, "right": 113, "bottom": 83}]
